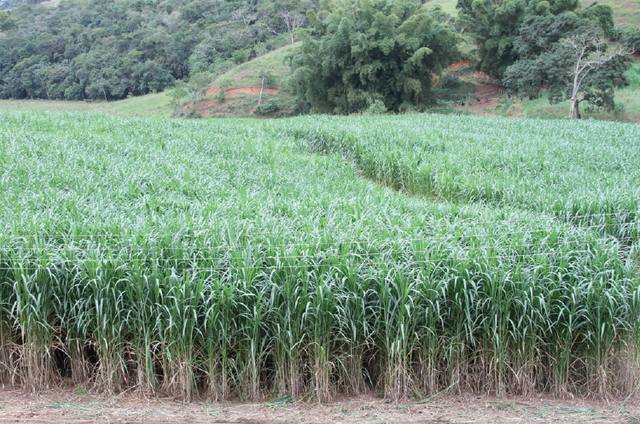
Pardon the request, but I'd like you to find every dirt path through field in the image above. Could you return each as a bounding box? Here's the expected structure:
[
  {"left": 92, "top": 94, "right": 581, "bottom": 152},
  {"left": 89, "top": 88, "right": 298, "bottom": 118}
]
[
  {"left": 446, "top": 65, "right": 504, "bottom": 114},
  {"left": 468, "top": 82, "right": 503, "bottom": 113},
  {"left": 0, "top": 389, "right": 637, "bottom": 423}
]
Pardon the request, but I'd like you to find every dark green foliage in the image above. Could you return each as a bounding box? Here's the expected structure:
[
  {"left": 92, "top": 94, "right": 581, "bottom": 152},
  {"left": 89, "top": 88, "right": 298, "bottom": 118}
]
[
  {"left": 254, "top": 98, "right": 281, "bottom": 115},
  {"left": 504, "top": 24, "right": 629, "bottom": 116},
  {"left": 623, "top": 27, "right": 640, "bottom": 53},
  {"left": 0, "top": 10, "right": 13, "bottom": 30},
  {"left": 457, "top": 0, "right": 616, "bottom": 78},
  {"left": 504, "top": 12, "right": 592, "bottom": 99},
  {"left": 512, "top": 12, "right": 586, "bottom": 59},
  {"left": 461, "top": 0, "right": 628, "bottom": 117},
  {"left": 0, "top": 0, "right": 44, "bottom": 9},
  {"left": 456, "top": 0, "right": 527, "bottom": 77},
  {"left": 578, "top": 3, "right": 615, "bottom": 38},
  {"left": 289, "top": 0, "right": 459, "bottom": 113},
  {"left": 576, "top": 54, "right": 628, "bottom": 111},
  {"left": 0, "top": 0, "right": 314, "bottom": 100}
]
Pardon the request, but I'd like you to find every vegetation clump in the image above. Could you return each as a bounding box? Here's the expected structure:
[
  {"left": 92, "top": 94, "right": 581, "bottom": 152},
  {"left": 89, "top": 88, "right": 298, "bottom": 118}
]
[
  {"left": 0, "top": 0, "right": 316, "bottom": 100},
  {"left": 289, "top": 0, "right": 460, "bottom": 113}
]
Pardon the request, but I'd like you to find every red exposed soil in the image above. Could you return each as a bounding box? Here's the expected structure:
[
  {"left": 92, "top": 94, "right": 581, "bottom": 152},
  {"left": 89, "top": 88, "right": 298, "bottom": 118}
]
[
  {"left": 469, "top": 82, "right": 504, "bottom": 113},
  {"left": 194, "top": 98, "right": 220, "bottom": 116},
  {"left": 449, "top": 68, "right": 504, "bottom": 113},
  {"left": 447, "top": 60, "right": 472, "bottom": 71},
  {"left": 183, "top": 86, "right": 282, "bottom": 117}
]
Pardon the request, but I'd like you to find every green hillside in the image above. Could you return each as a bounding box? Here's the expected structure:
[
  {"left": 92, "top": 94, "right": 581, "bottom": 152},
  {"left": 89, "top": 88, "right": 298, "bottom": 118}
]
[
  {"left": 192, "top": 43, "right": 299, "bottom": 117},
  {"left": 0, "top": 0, "right": 311, "bottom": 101},
  {"left": 2, "top": 43, "right": 299, "bottom": 119},
  {"left": 3, "top": 51, "right": 638, "bottom": 123}
]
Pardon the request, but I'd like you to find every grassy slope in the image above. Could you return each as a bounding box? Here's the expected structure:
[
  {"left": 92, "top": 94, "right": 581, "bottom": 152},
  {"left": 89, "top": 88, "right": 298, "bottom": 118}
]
[
  {"left": 195, "top": 42, "right": 299, "bottom": 117},
  {"left": 211, "top": 42, "right": 298, "bottom": 88},
  {"left": 107, "top": 91, "right": 174, "bottom": 118},
  {"left": 0, "top": 91, "right": 173, "bottom": 118},
  {"left": 0, "top": 42, "right": 298, "bottom": 118},
  {"left": 0, "top": 43, "right": 297, "bottom": 118}
]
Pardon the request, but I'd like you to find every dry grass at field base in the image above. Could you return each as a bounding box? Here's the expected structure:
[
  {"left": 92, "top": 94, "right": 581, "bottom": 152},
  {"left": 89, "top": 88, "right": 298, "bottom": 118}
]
[{"left": 0, "top": 389, "right": 638, "bottom": 423}]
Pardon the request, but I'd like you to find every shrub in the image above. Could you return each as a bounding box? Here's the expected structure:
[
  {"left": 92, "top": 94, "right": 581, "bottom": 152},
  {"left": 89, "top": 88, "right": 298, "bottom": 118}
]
[{"left": 623, "top": 28, "right": 640, "bottom": 53}]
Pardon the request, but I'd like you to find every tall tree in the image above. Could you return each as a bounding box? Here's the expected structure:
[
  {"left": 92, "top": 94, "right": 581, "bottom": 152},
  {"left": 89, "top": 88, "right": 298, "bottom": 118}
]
[
  {"left": 0, "top": 10, "right": 13, "bottom": 30},
  {"left": 560, "top": 31, "right": 628, "bottom": 119},
  {"left": 258, "top": 0, "right": 317, "bottom": 45},
  {"left": 457, "top": 0, "right": 580, "bottom": 78},
  {"left": 503, "top": 24, "right": 629, "bottom": 119},
  {"left": 289, "top": 0, "right": 460, "bottom": 113}
]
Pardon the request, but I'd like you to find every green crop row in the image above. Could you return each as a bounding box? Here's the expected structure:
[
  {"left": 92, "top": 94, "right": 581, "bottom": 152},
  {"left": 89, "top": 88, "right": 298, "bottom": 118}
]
[
  {"left": 0, "top": 112, "right": 638, "bottom": 400},
  {"left": 277, "top": 114, "right": 640, "bottom": 245}
]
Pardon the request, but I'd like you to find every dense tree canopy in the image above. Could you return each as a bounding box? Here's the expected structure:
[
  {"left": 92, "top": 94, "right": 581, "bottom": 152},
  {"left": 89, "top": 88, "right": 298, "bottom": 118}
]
[
  {"left": 455, "top": 0, "right": 617, "bottom": 78},
  {"left": 623, "top": 28, "right": 640, "bottom": 53},
  {"left": 0, "top": 10, "right": 13, "bottom": 29},
  {"left": 0, "top": 0, "right": 315, "bottom": 100},
  {"left": 502, "top": 12, "right": 628, "bottom": 118},
  {"left": 456, "top": 0, "right": 628, "bottom": 118},
  {"left": 0, "top": 0, "right": 45, "bottom": 9},
  {"left": 289, "top": 0, "right": 460, "bottom": 113}
]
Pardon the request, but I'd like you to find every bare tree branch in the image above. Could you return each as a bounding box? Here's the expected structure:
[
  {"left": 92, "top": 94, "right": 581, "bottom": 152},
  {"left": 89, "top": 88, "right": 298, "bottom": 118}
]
[{"left": 561, "top": 31, "right": 629, "bottom": 119}]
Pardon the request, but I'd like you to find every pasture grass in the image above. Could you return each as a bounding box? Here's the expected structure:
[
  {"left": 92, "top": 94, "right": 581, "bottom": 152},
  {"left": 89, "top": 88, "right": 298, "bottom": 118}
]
[{"left": 0, "top": 91, "right": 174, "bottom": 118}]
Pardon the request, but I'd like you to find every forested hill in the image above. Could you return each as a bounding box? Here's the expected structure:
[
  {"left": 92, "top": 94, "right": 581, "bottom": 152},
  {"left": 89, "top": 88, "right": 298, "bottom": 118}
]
[
  {"left": 0, "top": 0, "right": 45, "bottom": 9},
  {"left": 0, "top": 0, "right": 315, "bottom": 100}
]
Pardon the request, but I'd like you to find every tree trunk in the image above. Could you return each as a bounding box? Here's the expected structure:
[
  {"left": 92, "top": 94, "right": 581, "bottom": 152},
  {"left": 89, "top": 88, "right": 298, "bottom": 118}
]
[
  {"left": 258, "top": 76, "right": 265, "bottom": 106},
  {"left": 570, "top": 97, "right": 581, "bottom": 119}
]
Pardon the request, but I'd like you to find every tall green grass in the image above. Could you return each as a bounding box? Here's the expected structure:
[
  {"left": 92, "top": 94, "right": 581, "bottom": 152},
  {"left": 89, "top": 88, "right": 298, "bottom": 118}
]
[
  {"left": 0, "top": 112, "right": 638, "bottom": 400},
  {"left": 278, "top": 114, "right": 640, "bottom": 246}
]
